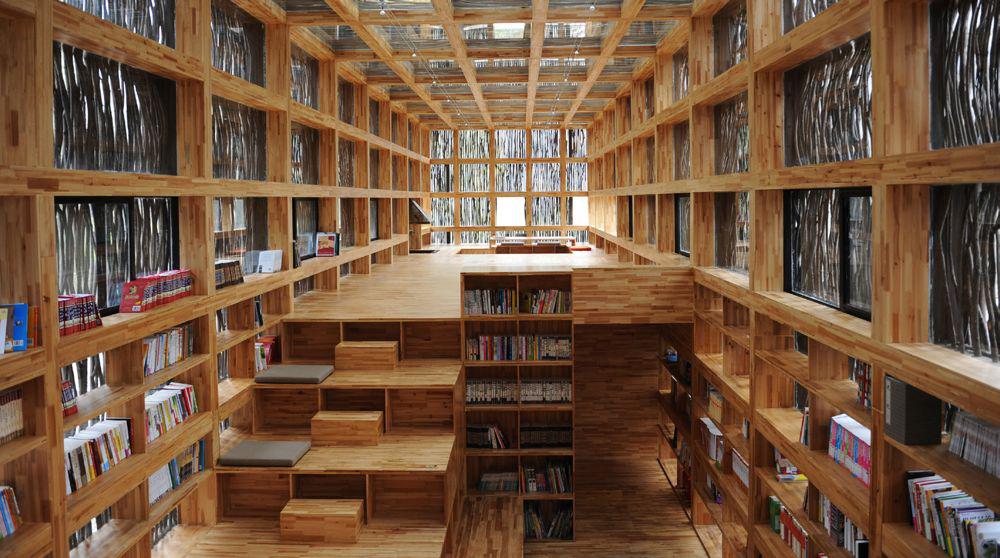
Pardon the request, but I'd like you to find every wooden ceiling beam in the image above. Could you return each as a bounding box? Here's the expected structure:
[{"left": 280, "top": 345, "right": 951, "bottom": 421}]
[
  {"left": 368, "top": 68, "right": 631, "bottom": 85},
  {"left": 286, "top": 4, "right": 690, "bottom": 26},
  {"left": 321, "top": 0, "right": 454, "bottom": 127},
  {"left": 389, "top": 89, "right": 617, "bottom": 101},
  {"left": 562, "top": 0, "right": 646, "bottom": 126},
  {"left": 430, "top": 0, "right": 494, "bottom": 127},
  {"left": 525, "top": 0, "right": 549, "bottom": 128},
  {"left": 331, "top": 43, "right": 657, "bottom": 62}
]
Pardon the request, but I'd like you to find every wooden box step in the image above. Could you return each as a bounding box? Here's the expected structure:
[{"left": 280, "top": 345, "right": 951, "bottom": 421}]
[
  {"left": 311, "top": 410, "right": 384, "bottom": 446},
  {"left": 335, "top": 341, "right": 399, "bottom": 370},
  {"left": 280, "top": 499, "right": 365, "bottom": 543}
]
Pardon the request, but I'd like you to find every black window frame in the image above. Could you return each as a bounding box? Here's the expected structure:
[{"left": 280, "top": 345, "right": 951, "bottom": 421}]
[
  {"left": 293, "top": 197, "right": 320, "bottom": 265},
  {"left": 675, "top": 193, "right": 691, "bottom": 257},
  {"left": 783, "top": 186, "right": 872, "bottom": 320},
  {"left": 55, "top": 196, "right": 181, "bottom": 317}
]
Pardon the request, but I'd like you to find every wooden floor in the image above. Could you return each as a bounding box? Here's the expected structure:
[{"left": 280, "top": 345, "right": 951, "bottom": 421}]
[
  {"left": 289, "top": 247, "right": 621, "bottom": 322},
  {"left": 155, "top": 518, "right": 448, "bottom": 558},
  {"left": 452, "top": 497, "right": 524, "bottom": 558}
]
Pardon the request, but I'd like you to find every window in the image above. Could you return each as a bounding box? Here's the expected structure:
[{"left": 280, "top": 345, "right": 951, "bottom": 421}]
[
  {"left": 460, "top": 198, "right": 490, "bottom": 229},
  {"left": 672, "top": 47, "right": 689, "bottom": 102},
  {"left": 293, "top": 198, "right": 318, "bottom": 265},
  {"left": 431, "top": 130, "right": 453, "bottom": 159},
  {"left": 566, "top": 163, "right": 587, "bottom": 192},
  {"left": 568, "top": 197, "right": 589, "bottom": 227},
  {"left": 290, "top": 45, "right": 318, "bottom": 109},
  {"left": 532, "top": 197, "right": 562, "bottom": 227},
  {"left": 785, "top": 188, "right": 872, "bottom": 318},
  {"left": 930, "top": 184, "right": 1000, "bottom": 361},
  {"left": 431, "top": 164, "right": 454, "bottom": 192},
  {"left": 459, "top": 130, "right": 489, "bottom": 159},
  {"left": 460, "top": 164, "right": 489, "bottom": 192},
  {"left": 531, "top": 129, "right": 560, "bottom": 158},
  {"left": 213, "top": 97, "right": 266, "bottom": 181},
  {"left": 495, "top": 129, "right": 526, "bottom": 159},
  {"left": 567, "top": 129, "right": 588, "bottom": 158},
  {"left": 496, "top": 163, "right": 526, "bottom": 192},
  {"left": 676, "top": 194, "right": 691, "bottom": 256},
  {"left": 497, "top": 197, "right": 526, "bottom": 227},
  {"left": 211, "top": 0, "right": 266, "bottom": 86},
  {"left": 370, "top": 199, "right": 379, "bottom": 241},
  {"left": 674, "top": 123, "right": 690, "bottom": 180},
  {"left": 531, "top": 163, "right": 561, "bottom": 192},
  {"left": 713, "top": 0, "right": 747, "bottom": 76},
  {"left": 715, "top": 192, "right": 750, "bottom": 274},
  {"left": 291, "top": 125, "right": 319, "bottom": 185},
  {"left": 714, "top": 92, "right": 749, "bottom": 175},
  {"left": 214, "top": 197, "right": 268, "bottom": 275},
  {"left": 339, "top": 199, "right": 356, "bottom": 248},
  {"left": 56, "top": 197, "right": 179, "bottom": 315}
]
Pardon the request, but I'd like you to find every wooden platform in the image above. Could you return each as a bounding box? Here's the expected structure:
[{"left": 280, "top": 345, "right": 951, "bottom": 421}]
[
  {"left": 155, "top": 518, "right": 448, "bottom": 558},
  {"left": 311, "top": 411, "right": 384, "bottom": 446},
  {"left": 249, "top": 359, "right": 461, "bottom": 390},
  {"left": 453, "top": 496, "right": 524, "bottom": 558},
  {"left": 216, "top": 430, "right": 456, "bottom": 474},
  {"left": 336, "top": 341, "right": 399, "bottom": 370},
  {"left": 289, "top": 247, "right": 623, "bottom": 322}
]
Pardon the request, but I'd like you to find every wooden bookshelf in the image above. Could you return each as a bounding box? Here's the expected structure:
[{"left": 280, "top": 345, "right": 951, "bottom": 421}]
[{"left": 461, "top": 271, "right": 576, "bottom": 542}]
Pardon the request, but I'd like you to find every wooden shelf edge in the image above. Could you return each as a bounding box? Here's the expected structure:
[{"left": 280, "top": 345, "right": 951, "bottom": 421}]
[
  {"left": 0, "top": 348, "right": 47, "bottom": 392},
  {"left": 0, "top": 522, "right": 52, "bottom": 558},
  {"left": 0, "top": 435, "right": 46, "bottom": 467}
]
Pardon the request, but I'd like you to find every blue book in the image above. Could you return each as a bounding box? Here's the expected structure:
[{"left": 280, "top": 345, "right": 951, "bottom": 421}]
[{"left": 0, "top": 304, "right": 28, "bottom": 353}]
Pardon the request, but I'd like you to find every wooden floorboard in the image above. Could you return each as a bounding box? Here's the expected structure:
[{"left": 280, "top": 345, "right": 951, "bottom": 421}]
[
  {"left": 157, "top": 518, "right": 447, "bottom": 557},
  {"left": 289, "top": 247, "right": 621, "bottom": 322},
  {"left": 453, "top": 496, "right": 524, "bottom": 558}
]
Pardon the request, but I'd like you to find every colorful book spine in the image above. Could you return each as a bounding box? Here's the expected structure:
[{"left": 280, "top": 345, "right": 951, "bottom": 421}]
[{"left": 828, "top": 414, "right": 872, "bottom": 487}]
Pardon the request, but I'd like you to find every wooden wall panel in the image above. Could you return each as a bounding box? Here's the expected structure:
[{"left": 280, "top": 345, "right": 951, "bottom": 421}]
[
  {"left": 284, "top": 321, "right": 340, "bottom": 362},
  {"left": 219, "top": 473, "right": 291, "bottom": 518},
  {"left": 402, "top": 320, "right": 461, "bottom": 359},
  {"left": 388, "top": 389, "right": 453, "bottom": 429},
  {"left": 371, "top": 474, "right": 445, "bottom": 523},
  {"left": 573, "top": 267, "right": 694, "bottom": 324}
]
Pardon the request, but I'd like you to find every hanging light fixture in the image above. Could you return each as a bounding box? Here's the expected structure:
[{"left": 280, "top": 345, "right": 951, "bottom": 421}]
[{"left": 379, "top": 0, "right": 386, "bottom": 16}]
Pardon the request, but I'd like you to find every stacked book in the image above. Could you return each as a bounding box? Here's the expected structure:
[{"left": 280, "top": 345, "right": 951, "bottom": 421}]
[
  {"left": 707, "top": 386, "right": 723, "bottom": 423},
  {"left": 476, "top": 472, "right": 518, "bottom": 492},
  {"left": 145, "top": 383, "right": 199, "bottom": 444},
  {"left": 215, "top": 260, "right": 244, "bottom": 289},
  {"left": 143, "top": 323, "right": 195, "bottom": 376},
  {"left": 60, "top": 380, "right": 78, "bottom": 417},
  {"left": 819, "top": 493, "right": 869, "bottom": 557},
  {"left": 0, "top": 388, "right": 24, "bottom": 445},
  {"left": 118, "top": 269, "right": 193, "bottom": 313},
  {"left": 775, "top": 449, "right": 806, "bottom": 482},
  {"left": 523, "top": 463, "right": 572, "bottom": 493},
  {"left": 466, "top": 379, "right": 517, "bottom": 405},
  {"left": 520, "top": 425, "right": 572, "bottom": 448},
  {"left": 767, "top": 495, "right": 809, "bottom": 558},
  {"left": 0, "top": 303, "right": 38, "bottom": 353},
  {"left": 520, "top": 380, "right": 572, "bottom": 404},
  {"left": 907, "top": 471, "right": 999, "bottom": 557},
  {"left": 148, "top": 440, "right": 207, "bottom": 504},
  {"left": 828, "top": 414, "right": 872, "bottom": 486},
  {"left": 733, "top": 449, "right": 750, "bottom": 488},
  {"left": 0, "top": 486, "right": 21, "bottom": 539},
  {"left": 947, "top": 409, "right": 999, "bottom": 478},
  {"left": 465, "top": 335, "right": 572, "bottom": 361},
  {"left": 64, "top": 418, "right": 133, "bottom": 494},
  {"left": 525, "top": 504, "right": 572, "bottom": 540},
  {"left": 466, "top": 424, "right": 509, "bottom": 449},
  {"left": 463, "top": 288, "right": 516, "bottom": 315},
  {"left": 851, "top": 359, "right": 872, "bottom": 409},
  {"left": 255, "top": 335, "right": 279, "bottom": 372},
  {"left": 58, "top": 294, "right": 102, "bottom": 336},
  {"left": 700, "top": 416, "right": 724, "bottom": 465},
  {"left": 520, "top": 289, "right": 571, "bottom": 314}
]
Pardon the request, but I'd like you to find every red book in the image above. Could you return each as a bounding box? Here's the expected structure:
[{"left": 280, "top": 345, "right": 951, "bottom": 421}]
[{"left": 119, "top": 277, "right": 156, "bottom": 313}]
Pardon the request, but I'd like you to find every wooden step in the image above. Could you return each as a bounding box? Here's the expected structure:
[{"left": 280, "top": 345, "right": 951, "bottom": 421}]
[
  {"left": 280, "top": 499, "right": 365, "bottom": 543},
  {"left": 336, "top": 341, "right": 399, "bottom": 370},
  {"left": 311, "top": 410, "right": 384, "bottom": 446}
]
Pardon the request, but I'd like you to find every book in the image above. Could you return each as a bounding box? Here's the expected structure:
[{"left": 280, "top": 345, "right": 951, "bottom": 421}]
[
  {"left": 0, "top": 486, "right": 22, "bottom": 539},
  {"left": 522, "top": 462, "right": 572, "bottom": 494},
  {"left": 58, "top": 294, "right": 102, "bottom": 336},
  {"left": 316, "top": 232, "right": 341, "bottom": 257},
  {"left": 520, "top": 424, "right": 572, "bottom": 448},
  {"left": 60, "top": 380, "right": 79, "bottom": 417},
  {"left": 463, "top": 288, "right": 516, "bottom": 315},
  {"left": 145, "top": 383, "right": 199, "bottom": 443},
  {"left": 119, "top": 269, "right": 193, "bottom": 313},
  {"left": 0, "top": 388, "right": 24, "bottom": 445},
  {"left": 257, "top": 250, "right": 283, "bottom": 273},
  {"left": 465, "top": 335, "right": 572, "bottom": 361},
  {"left": 476, "top": 471, "right": 518, "bottom": 492},
  {"left": 143, "top": 323, "right": 195, "bottom": 376},
  {"left": 948, "top": 409, "right": 999, "bottom": 479},
  {"left": 0, "top": 304, "right": 28, "bottom": 353},
  {"left": 215, "top": 260, "right": 244, "bottom": 289},
  {"left": 465, "top": 378, "right": 517, "bottom": 405},
  {"left": 466, "top": 424, "right": 509, "bottom": 449},
  {"left": 828, "top": 413, "right": 872, "bottom": 486},
  {"left": 64, "top": 418, "right": 133, "bottom": 494},
  {"left": 906, "top": 470, "right": 999, "bottom": 555}
]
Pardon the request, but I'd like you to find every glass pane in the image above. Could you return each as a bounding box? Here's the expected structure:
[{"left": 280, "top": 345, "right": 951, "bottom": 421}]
[
  {"left": 338, "top": 80, "right": 356, "bottom": 125},
  {"left": 567, "top": 163, "right": 588, "bottom": 192},
  {"left": 674, "top": 123, "right": 691, "bottom": 180},
  {"left": 677, "top": 195, "right": 691, "bottom": 254},
  {"left": 713, "top": 0, "right": 747, "bottom": 76},
  {"left": 432, "top": 198, "right": 454, "bottom": 228},
  {"left": 214, "top": 197, "right": 268, "bottom": 275},
  {"left": 788, "top": 189, "right": 842, "bottom": 306},
  {"left": 431, "top": 164, "right": 454, "bottom": 192},
  {"left": 714, "top": 92, "right": 749, "bottom": 175},
  {"left": 567, "top": 129, "right": 588, "bottom": 158},
  {"left": 291, "top": 125, "right": 319, "bottom": 185},
  {"left": 460, "top": 198, "right": 490, "bottom": 228},
  {"left": 60, "top": 0, "right": 175, "bottom": 46},
  {"left": 495, "top": 129, "right": 526, "bottom": 159},
  {"left": 930, "top": 183, "right": 1000, "bottom": 362},
  {"left": 784, "top": 35, "right": 872, "bottom": 167},
  {"left": 460, "top": 163, "right": 489, "bottom": 192},
  {"left": 211, "top": 0, "right": 265, "bottom": 86},
  {"left": 56, "top": 202, "right": 127, "bottom": 311},
  {"left": 569, "top": 197, "right": 589, "bottom": 227},
  {"left": 930, "top": 0, "right": 1000, "bottom": 149},
  {"left": 431, "top": 130, "right": 453, "bottom": 159},
  {"left": 672, "top": 47, "right": 689, "bottom": 101},
  {"left": 339, "top": 200, "right": 356, "bottom": 248},
  {"left": 532, "top": 163, "right": 561, "bottom": 192},
  {"left": 714, "top": 191, "right": 750, "bottom": 274},
  {"left": 212, "top": 97, "right": 266, "bottom": 181},
  {"left": 847, "top": 195, "right": 872, "bottom": 312},
  {"left": 532, "top": 196, "right": 561, "bottom": 226},
  {"left": 784, "top": 0, "right": 838, "bottom": 31},
  {"left": 338, "top": 140, "right": 356, "bottom": 187},
  {"left": 290, "top": 45, "right": 318, "bottom": 109},
  {"left": 531, "top": 129, "right": 560, "bottom": 158},
  {"left": 497, "top": 197, "right": 526, "bottom": 227},
  {"left": 294, "top": 199, "right": 318, "bottom": 261},
  {"left": 131, "top": 197, "right": 176, "bottom": 278},
  {"left": 496, "top": 163, "right": 527, "bottom": 192},
  {"left": 459, "top": 129, "right": 489, "bottom": 158},
  {"left": 53, "top": 44, "right": 177, "bottom": 174}
]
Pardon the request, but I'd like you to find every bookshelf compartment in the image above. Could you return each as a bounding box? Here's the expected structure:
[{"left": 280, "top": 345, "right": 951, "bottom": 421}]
[
  {"left": 524, "top": 500, "right": 573, "bottom": 542},
  {"left": 401, "top": 321, "right": 461, "bottom": 360},
  {"left": 519, "top": 410, "right": 572, "bottom": 451},
  {"left": 467, "top": 410, "right": 517, "bottom": 452},
  {"left": 466, "top": 366, "right": 518, "bottom": 408},
  {"left": 467, "top": 455, "right": 519, "bottom": 494},
  {"left": 219, "top": 472, "right": 290, "bottom": 518},
  {"left": 521, "top": 456, "right": 573, "bottom": 497},
  {"left": 255, "top": 388, "right": 318, "bottom": 435},
  {"left": 293, "top": 474, "right": 366, "bottom": 501}
]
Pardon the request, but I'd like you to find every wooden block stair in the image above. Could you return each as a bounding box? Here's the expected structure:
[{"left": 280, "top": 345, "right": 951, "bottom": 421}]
[
  {"left": 311, "top": 410, "right": 384, "bottom": 446},
  {"left": 279, "top": 499, "right": 365, "bottom": 543},
  {"left": 335, "top": 341, "right": 399, "bottom": 370}
]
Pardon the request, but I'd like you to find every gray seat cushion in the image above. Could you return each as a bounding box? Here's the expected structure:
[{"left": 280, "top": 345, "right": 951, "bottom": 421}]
[
  {"left": 219, "top": 440, "right": 311, "bottom": 467},
  {"left": 255, "top": 364, "right": 333, "bottom": 384}
]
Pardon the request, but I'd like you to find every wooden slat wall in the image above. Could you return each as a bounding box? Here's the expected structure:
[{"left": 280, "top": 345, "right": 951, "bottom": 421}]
[{"left": 572, "top": 267, "right": 694, "bottom": 324}]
